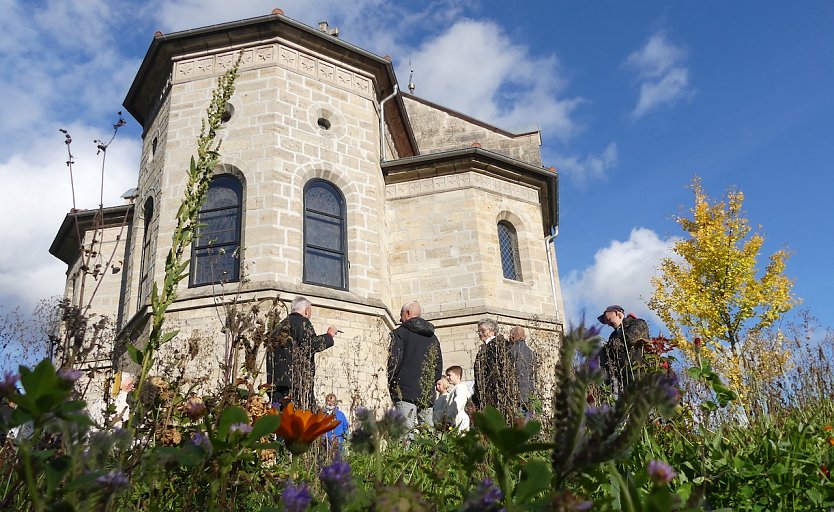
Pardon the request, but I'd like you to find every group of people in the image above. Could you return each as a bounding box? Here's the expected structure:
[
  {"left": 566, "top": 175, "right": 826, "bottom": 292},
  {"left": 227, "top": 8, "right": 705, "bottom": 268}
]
[
  {"left": 385, "top": 302, "right": 537, "bottom": 432},
  {"left": 265, "top": 295, "right": 650, "bottom": 440}
]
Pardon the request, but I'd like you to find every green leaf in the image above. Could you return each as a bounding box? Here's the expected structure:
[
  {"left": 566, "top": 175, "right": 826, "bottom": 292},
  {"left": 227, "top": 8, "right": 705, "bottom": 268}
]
[
  {"left": 473, "top": 407, "right": 507, "bottom": 438},
  {"left": 45, "top": 455, "right": 72, "bottom": 494},
  {"left": 46, "top": 501, "right": 76, "bottom": 512},
  {"left": 159, "top": 330, "right": 179, "bottom": 345},
  {"left": 513, "top": 459, "right": 551, "bottom": 503},
  {"left": 216, "top": 406, "right": 250, "bottom": 441},
  {"left": 126, "top": 344, "right": 144, "bottom": 365},
  {"left": 245, "top": 414, "right": 280, "bottom": 446}
]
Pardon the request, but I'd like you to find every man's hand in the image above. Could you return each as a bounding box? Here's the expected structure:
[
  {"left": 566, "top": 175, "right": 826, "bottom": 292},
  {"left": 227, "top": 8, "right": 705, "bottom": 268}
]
[{"left": 327, "top": 326, "right": 338, "bottom": 338}]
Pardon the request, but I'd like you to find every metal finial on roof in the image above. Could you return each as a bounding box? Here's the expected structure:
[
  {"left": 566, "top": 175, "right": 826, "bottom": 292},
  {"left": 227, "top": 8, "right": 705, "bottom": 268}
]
[{"left": 407, "top": 60, "right": 416, "bottom": 94}]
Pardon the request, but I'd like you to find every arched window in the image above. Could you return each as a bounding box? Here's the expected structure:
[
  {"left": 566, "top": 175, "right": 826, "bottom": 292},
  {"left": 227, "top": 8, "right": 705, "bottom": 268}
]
[
  {"left": 138, "top": 197, "right": 154, "bottom": 306},
  {"left": 497, "top": 220, "right": 522, "bottom": 281},
  {"left": 303, "top": 179, "right": 347, "bottom": 289},
  {"left": 190, "top": 174, "right": 242, "bottom": 287}
]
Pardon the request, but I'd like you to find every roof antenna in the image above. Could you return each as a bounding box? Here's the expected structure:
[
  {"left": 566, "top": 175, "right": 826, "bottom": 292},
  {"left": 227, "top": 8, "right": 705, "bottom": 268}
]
[{"left": 407, "top": 60, "right": 416, "bottom": 94}]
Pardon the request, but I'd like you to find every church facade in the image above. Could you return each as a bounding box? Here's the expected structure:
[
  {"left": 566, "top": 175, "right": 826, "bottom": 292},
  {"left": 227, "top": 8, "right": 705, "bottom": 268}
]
[{"left": 50, "top": 10, "right": 565, "bottom": 408}]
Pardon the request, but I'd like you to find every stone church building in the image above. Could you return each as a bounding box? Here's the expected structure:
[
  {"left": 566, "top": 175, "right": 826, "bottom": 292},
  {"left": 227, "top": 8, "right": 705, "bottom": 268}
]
[{"left": 50, "top": 10, "right": 565, "bottom": 409}]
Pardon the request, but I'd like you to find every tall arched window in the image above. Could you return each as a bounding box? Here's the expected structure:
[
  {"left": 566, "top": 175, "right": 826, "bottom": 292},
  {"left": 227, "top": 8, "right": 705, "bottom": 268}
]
[
  {"left": 138, "top": 197, "right": 154, "bottom": 306},
  {"left": 303, "top": 179, "right": 347, "bottom": 289},
  {"left": 497, "top": 220, "right": 522, "bottom": 281},
  {"left": 190, "top": 174, "right": 242, "bottom": 287}
]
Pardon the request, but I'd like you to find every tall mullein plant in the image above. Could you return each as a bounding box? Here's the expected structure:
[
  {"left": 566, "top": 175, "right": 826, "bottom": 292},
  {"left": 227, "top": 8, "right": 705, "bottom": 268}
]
[
  {"left": 127, "top": 55, "right": 242, "bottom": 420},
  {"left": 551, "top": 324, "right": 680, "bottom": 488}
]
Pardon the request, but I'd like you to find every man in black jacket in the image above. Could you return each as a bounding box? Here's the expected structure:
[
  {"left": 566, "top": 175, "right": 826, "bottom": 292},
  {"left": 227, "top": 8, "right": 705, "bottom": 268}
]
[
  {"left": 508, "top": 326, "right": 536, "bottom": 414},
  {"left": 473, "top": 318, "right": 519, "bottom": 421},
  {"left": 267, "top": 296, "right": 337, "bottom": 409},
  {"left": 598, "top": 305, "right": 649, "bottom": 395},
  {"left": 388, "top": 302, "right": 443, "bottom": 431}
]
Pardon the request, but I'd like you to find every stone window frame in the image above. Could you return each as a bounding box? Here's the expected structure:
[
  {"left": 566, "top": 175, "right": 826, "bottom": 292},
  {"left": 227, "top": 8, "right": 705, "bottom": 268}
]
[
  {"left": 189, "top": 173, "right": 244, "bottom": 288},
  {"left": 497, "top": 220, "right": 523, "bottom": 282},
  {"left": 302, "top": 178, "right": 349, "bottom": 291},
  {"left": 137, "top": 196, "right": 155, "bottom": 307}
]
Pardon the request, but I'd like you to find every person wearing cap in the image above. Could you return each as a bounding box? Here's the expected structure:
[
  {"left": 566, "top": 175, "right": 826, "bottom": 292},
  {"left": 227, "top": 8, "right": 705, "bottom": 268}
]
[{"left": 597, "top": 305, "right": 649, "bottom": 394}]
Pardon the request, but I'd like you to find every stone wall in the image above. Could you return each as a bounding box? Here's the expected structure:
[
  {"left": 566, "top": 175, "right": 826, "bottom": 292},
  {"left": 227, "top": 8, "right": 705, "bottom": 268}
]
[{"left": 403, "top": 96, "right": 542, "bottom": 166}]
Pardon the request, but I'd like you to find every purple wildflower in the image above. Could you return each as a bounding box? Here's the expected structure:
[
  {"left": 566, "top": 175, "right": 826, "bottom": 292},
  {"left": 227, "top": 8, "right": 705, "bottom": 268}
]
[
  {"left": 229, "top": 422, "right": 252, "bottom": 435},
  {"left": 319, "top": 459, "right": 355, "bottom": 509},
  {"left": 462, "top": 478, "right": 504, "bottom": 512},
  {"left": 282, "top": 481, "right": 312, "bottom": 512},
  {"left": 647, "top": 459, "right": 677, "bottom": 485},
  {"left": 584, "top": 404, "right": 611, "bottom": 420},
  {"left": 190, "top": 432, "right": 212, "bottom": 455},
  {"left": 658, "top": 374, "right": 681, "bottom": 404},
  {"left": 58, "top": 368, "right": 83, "bottom": 382},
  {"left": 584, "top": 325, "right": 602, "bottom": 339},
  {"left": 379, "top": 408, "right": 408, "bottom": 441},
  {"left": 0, "top": 371, "right": 19, "bottom": 396},
  {"left": 96, "top": 470, "right": 129, "bottom": 490},
  {"left": 586, "top": 353, "right": 601, "bottom": 372}
]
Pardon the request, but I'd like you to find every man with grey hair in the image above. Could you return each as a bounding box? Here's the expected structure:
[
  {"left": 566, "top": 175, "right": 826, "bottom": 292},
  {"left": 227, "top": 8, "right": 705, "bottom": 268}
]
[
  {"left": 508, "top": 326, "right": 536, "bottom": 413},
  {"left": 388, "top": 301, "right": 443, "bottom": 433},
  {"left": 267, "top": 296, "right": 337, "bottom": 409},
  {"left": 472, "top": 318, "right": 518, "bottom": 420}
]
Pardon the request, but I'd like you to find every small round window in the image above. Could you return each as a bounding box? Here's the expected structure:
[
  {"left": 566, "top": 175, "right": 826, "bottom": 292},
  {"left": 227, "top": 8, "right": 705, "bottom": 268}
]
[{"left": 317, "top": 117, "right": 331, "bottom": 130}]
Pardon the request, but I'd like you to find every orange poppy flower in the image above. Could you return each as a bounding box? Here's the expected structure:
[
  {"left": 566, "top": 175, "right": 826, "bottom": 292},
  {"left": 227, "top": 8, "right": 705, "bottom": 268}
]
[
  {"left": 824, "top": 425, "right": 833, "bottom": 431},
  {"left": 274, "top": 402, "right": 341, "bottom": 455}
]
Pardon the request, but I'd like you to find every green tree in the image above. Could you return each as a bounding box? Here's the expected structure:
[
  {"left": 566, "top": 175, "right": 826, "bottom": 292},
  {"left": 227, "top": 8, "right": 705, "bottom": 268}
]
[{"left": 649, "top": 177, "right": 798, "bottom": 395}]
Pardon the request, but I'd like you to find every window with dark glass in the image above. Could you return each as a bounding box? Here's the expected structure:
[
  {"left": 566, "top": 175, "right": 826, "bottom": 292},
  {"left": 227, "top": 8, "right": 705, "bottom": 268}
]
[
  {"left": 497, "top": 220, "right": 522, "bottom": 281},
  {"left": 303, "top": 180, "right": 347, "bottom": 289},
  {"left": 190, "top": 174, "right": 242, "bottom": 287},
  {"left": 138, "top": 197, "right": 154, "bottom": 306}
]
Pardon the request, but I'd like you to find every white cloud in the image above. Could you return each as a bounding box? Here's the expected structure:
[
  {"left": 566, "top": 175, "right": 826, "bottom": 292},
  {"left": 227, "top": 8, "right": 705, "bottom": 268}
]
[
  {"left": 401, "top": 19, "right": 582, "bottom": 139},
  {"left": 0, "top": 0, "right": 142, "bottom": 312},
  {"left": 0, "top": 125, "right": 140, "bottom": 309},
  {"left": 626, "top": 32, "right": 692, "bottom": 118},
  {"left": 561, "top": 228, "right": 679, "bottom": 330},
  {"left": 553, "top": 142, "right": 618, "bottom": 186}
]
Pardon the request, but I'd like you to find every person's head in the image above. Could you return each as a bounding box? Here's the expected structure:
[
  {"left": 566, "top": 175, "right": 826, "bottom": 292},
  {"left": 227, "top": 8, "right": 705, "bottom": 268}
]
[
  {"left": 435, "top": 375, "right": 451, "bottom": 394},
  {"left": 120, "top": 372, "right": 136, "bottom": 393},
  {"left": 324, "top": 393, "right": 337, "bottom": 408},
  {"left": 597, "top": 305, "right": 625, "bottom": 328},
  {"left": 445, "top": 365, "right": 463, "bottom": 385},
  {"left": 509, "top": 326, "right": 526, "bottom": 343},
  {"left": 400, "top": 301, "right": 422, "bottom": 323},
  {"left": 477, "top": 318, "right": 499, "bottom": 342},
  {"left": 292, "top": 296, "right": 313, "bottom": 319}
]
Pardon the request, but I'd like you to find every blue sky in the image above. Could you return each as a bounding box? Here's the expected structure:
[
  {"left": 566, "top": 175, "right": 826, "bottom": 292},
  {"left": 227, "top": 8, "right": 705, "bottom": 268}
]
[{"left": 0, "top": 1, "right": 831, "bottom": 358}]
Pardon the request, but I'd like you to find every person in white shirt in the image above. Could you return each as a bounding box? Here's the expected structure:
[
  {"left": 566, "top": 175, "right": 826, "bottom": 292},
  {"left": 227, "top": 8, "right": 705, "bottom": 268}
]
[
  {"left": 443, "top": 366, "right": 471, "bottom": 431},
  {"left": 112, "top": 372, "right": 136, "bottom": 428},
  {"left": 432, "top": 376, "right": 453, "bottom": 428}
]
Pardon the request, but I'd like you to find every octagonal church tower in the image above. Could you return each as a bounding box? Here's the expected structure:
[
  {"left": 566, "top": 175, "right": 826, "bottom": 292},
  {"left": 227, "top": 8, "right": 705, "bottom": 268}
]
[{"left": 51, "top": 10, "right": 565, "bottom": 408}]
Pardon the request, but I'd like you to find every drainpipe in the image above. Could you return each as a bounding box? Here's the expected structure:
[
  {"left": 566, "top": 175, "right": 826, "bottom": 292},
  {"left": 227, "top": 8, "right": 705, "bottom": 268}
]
[
  {"left": 545, "top": 226, "right": 560, "bottom": 322},
  {"left": 378, "top": 84, "right": 399, "bottom": 162}
]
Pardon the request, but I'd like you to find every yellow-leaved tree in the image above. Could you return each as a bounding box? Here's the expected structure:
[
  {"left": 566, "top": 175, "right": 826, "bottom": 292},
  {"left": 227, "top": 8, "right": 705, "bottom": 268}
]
[{"left": 649, "top": 177, "right": 799, "bottom": 402}]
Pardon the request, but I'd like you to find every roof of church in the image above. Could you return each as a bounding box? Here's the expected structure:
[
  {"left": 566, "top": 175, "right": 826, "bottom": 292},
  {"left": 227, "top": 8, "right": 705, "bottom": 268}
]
[{"left": 123, "top": 10, "right": 418, "bottom": 157}]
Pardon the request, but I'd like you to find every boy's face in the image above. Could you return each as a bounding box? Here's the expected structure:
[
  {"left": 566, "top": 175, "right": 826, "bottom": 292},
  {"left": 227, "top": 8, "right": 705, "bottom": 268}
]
[
  {"left": 325, "top": 395, "right": 336, "bottom": 407},
  {"left": 446, "top": 371, "right": 461, "bottom": 385}
]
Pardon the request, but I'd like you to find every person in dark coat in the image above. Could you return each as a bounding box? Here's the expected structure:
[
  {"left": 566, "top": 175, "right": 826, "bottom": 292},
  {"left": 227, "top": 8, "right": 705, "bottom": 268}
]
[
  {"left": 508, "top": 326, "right": 536, "bottom": 413},
  {"left": 472, "top": 318, "right": 520, "bottom": 422},
  {"left": 267, "top": 296, "right": 337, "bottom": 409},
  {"left": 387, "top": 302, "right": 443, "bottom": 431},
  {"left": 598, "top": 305, "right": 649, "bottom": 394}
]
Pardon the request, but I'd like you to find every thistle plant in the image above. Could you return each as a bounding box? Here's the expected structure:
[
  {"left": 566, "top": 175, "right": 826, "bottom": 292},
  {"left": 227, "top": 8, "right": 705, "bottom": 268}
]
[{"left": 551, "top": 324, "right": 680, "bottom": 488}]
